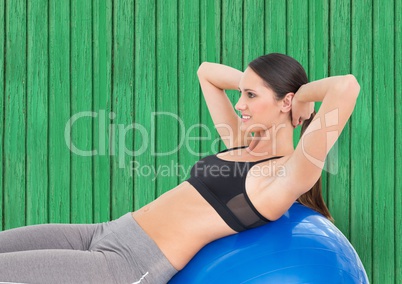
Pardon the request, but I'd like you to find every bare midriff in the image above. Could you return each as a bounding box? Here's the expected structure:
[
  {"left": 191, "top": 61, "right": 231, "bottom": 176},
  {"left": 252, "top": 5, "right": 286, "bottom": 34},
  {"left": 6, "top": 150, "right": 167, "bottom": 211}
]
[{"left": 131, "top": 181, "right": 237, "bottom": 271}]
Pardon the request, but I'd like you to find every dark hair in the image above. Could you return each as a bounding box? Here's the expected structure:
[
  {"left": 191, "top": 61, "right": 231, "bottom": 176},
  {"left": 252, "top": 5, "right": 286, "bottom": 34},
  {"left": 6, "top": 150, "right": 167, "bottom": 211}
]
[{"left": 248, "top": 53, "right": 333, "bottom": 222}]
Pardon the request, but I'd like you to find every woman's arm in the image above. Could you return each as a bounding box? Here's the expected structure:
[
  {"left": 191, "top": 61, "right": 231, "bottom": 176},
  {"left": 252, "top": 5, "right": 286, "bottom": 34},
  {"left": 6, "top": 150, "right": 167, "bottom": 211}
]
[
  {"left": 260, "top": 75, "right": 360, "bottom": 220},
  {"left": 198, "top": 62, "right": 242, "bottom": 90},
  {"left": 197, "top": 62, "right": 251, "bottom": 148}
]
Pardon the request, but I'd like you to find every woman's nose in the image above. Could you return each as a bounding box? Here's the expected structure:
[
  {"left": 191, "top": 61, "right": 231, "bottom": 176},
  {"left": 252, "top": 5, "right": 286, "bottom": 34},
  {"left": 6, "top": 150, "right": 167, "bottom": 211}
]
[{"left": 235, "top": 98, "right": 246, "bottom": 111}]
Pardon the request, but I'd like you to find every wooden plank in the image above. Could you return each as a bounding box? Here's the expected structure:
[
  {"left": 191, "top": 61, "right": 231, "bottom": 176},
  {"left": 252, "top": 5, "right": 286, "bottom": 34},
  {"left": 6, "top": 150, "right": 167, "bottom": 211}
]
[
  {"left": 287, "top": 0, "right": 309, "bottom": 72},
  {"left": 373, "top": 0, "right": 395, "bottom": 282},
  {"left": 48, "top": 0, "right": 71, "bottom": 223},
  {"left": 155, "top": 1, "right": 179, "bottom": 197},
  {"left": 4, "top": 0, "right": 26, "bottom": 229},
  {"left": 265, "top": 0, "right": 286, "bottom": 54},
  {"left": 0, "top": 0, "right": 4, "bottom": 231},
  {"left": 92, "top": 0, "right": 112, "bottom": 223},
  {"left": 134, "top": 0, "right": 156, "bottom": 210},
  {"left": 328, "top": 0, "right": 351, "bottom": 238},
  {"left": 350, "top": 0, "right": 373, "bottom": 280},
  {"left": 221, "top": 0, "right": 243, "bottom": 107},
  {"left": 178, "top": 0, "right": 201, "bottom": 178},
  {"left": 243, "top": 0, "right": 264, "bottom": 64},
  {"left": 308, "top": 0, "right": 329, "bottom": 82},
  {"left": 26, "top": 0, "right": 48, "bottom": 226},
  {"left": 221, "top": 0, "right": 243, "bottom": 152},
  {"left": 308, "top": 0, "right": 330, "bottom": 210},
  {"left": 199, "top": 0, "right": 221, "bottom": 156},
  {"left": 287, "top": 0, "right": 309, "bottom": 148},
  {"left": 70, "top": 0, "right": 93, "bottom": 223},
  {"left": 111, "top": 0, "right": 134, "bottom": 218},
  {"left": 396, "top": 1, "right": 402, "bottom": 283}
]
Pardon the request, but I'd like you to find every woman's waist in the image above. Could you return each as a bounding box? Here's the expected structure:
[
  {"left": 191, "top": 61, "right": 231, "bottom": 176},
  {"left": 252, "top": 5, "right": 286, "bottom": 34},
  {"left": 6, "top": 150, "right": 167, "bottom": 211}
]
[
  {"left": 131, "top": 181, "right": 236, "bottom": 269},
  {"left": 131, "top": 212, "right": 203, "bottom": 270}
]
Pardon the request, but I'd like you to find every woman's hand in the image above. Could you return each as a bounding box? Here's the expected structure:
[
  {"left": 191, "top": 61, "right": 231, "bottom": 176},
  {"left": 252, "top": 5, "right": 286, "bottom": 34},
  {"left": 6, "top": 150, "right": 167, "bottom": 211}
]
[{"left": 291, "top": 85, "right": 315, "bottom": 128}]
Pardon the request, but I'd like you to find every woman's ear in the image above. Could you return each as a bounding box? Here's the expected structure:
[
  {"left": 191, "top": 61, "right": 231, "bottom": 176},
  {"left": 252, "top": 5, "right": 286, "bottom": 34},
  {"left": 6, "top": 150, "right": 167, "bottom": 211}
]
[{"left": 281, "top": 92, "right": 294, "bottom": 113}]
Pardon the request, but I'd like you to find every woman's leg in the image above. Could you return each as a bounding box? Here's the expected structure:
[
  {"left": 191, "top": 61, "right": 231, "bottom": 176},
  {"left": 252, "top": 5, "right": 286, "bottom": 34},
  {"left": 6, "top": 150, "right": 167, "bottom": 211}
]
[
  {"left": 0, "top": 249, "right": 117, "bottom": 284},
  {"left": 0, "top": 222, "right": 101, "bottom": 253},
  {"left": 0, "top": 213, "right": 178, "bottom": 283}
]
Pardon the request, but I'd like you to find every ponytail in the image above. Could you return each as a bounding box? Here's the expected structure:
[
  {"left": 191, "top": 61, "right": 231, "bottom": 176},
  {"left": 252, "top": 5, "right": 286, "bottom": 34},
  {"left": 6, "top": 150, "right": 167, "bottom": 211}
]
[{"left": 297, "top": 111, "right": 334, "bottom": 222}]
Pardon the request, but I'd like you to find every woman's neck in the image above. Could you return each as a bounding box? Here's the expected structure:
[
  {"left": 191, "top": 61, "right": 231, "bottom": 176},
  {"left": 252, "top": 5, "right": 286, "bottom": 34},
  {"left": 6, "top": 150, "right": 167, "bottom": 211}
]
[{"left": 247, "top": 120, "right": 295, "bottom": 158}]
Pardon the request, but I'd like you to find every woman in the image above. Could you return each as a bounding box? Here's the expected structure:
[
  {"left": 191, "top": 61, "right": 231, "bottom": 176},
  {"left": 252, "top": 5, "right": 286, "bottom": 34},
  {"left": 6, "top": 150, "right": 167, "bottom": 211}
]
[{"left": 0, "top": 53, "right": 359, "bottom": 283}]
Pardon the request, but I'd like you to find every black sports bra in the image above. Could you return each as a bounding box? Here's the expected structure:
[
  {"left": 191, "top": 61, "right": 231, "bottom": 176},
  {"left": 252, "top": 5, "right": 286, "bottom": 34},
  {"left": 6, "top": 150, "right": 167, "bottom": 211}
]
[{"left": 186, "top": 146, "right": 283, "bottom": 232}]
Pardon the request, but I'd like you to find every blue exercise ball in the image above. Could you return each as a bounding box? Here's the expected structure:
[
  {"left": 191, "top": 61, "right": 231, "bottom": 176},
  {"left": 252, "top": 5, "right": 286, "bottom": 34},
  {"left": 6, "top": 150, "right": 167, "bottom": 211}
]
[{"left": 169, "top": 202, "right": 368, "bottom": 284}]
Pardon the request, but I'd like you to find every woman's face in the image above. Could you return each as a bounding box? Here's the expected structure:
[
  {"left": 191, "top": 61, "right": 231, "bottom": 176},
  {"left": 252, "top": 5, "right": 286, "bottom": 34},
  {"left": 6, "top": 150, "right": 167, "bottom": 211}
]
[{"left": 235, "top": 67, "right": 283, "bottom": 133}]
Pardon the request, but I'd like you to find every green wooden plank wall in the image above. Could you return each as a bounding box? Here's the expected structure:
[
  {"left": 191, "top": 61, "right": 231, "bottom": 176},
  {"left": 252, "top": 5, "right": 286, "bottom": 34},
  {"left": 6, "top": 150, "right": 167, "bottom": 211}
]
[{"left": 0, "top": 0, "right": 400, "bottom": 282}]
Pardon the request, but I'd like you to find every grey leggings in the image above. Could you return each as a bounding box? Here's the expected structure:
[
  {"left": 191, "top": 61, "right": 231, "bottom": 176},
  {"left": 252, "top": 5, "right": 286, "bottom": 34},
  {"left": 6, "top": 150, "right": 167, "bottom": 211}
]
[{"left": 0, "top": 213, "right": 178, "bottom": 284}]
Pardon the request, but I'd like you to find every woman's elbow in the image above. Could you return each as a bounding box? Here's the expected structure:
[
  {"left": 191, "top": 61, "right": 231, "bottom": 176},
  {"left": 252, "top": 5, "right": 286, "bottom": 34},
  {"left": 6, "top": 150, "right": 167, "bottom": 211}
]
[
  {"left": 197, "top": 62, "right": 210, "bottom": 76},
  {"left": 342, "top": 74, "right": 361, "bottom": 99}
]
